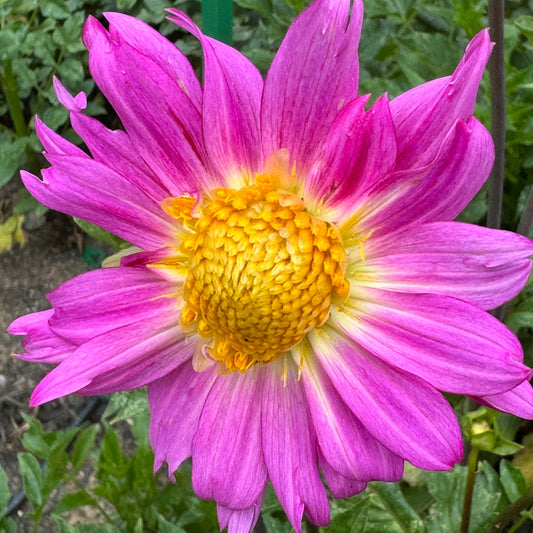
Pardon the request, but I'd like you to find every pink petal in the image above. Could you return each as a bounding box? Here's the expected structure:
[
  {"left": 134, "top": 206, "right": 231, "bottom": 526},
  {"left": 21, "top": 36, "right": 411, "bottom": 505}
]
[
  {"left": 309, "top": 326, "right": 463, "bottom": 470},
  {"left": 83, "top": 16, "right": 210, "bottom": 193},
  {"left": 363, "top": 221, "right": 533, "bottom": 310},
  {"left": 148, "top": 362, "right": 217, "bottom": 474},
  {"left": 9, "top": 310, "right": 75, "bottom": 364},
  {"left": 332, "top": 289, "right": 529, "bottom": 396},
  {"left": 390, "top": 29, "right": 492, "bottom": 170},
  {"left": 305, "top": 94, "right": 396, "bottom": 219},
  {"left": 261, "top": 361, "right": 329, "bottom": 532},
  {"left": 318, "top": 456, "right": 367, "bottom": 499},
  {"left": 21, "top": 155, "right": 177, "bottom": 250},
  {"left": 168, "top": 10, "right": 263, "bottom": 181},
  {"left": 30, "top": 318, "right": 188, "bottom": 405},
  {"left": 300, "top": 350, "right": 403, "bottom": 481},
  {"left": 192, "top": 370, "right": 267, "bottom": 509},
  {"left": 353, "top": 117, "right": 493, "bottom": 232},
  {"left": 472, "top": 380, "right": 533, "bottom": 419},
  {"left": 47, "top": 267, "right": 177, "bottom": 344},
  {"left": 217, "top": 493, "right": 264, "bottom": 533},
  {"left": 103, "top": 12, "right": 202, "bottom": 111},
  {"left": 35, "top": 115, "right": 87, "bottom": 159},
  {"left": 51, "top": 78, "right": 170, "bottom": 202},
  {"left": 261, "top": 0, "right": 363, "bottom": 175}
]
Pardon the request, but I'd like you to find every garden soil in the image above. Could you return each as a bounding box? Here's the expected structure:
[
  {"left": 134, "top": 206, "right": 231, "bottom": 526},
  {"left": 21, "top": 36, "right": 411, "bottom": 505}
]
[{"left": 0, "top": 182, "right": 104, "bottom": 528}]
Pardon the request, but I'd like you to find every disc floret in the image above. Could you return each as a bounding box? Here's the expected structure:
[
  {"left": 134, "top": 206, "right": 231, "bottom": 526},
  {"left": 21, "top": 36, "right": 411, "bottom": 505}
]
[{"left": 166, "top": 178, "right": 349, "bottom": 372}]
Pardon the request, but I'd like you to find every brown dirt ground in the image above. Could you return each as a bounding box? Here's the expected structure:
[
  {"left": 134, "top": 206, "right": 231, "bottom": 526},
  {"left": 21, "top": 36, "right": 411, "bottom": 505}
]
[{"left": 0, "top": 183, "right": 102, "bottom": 527}]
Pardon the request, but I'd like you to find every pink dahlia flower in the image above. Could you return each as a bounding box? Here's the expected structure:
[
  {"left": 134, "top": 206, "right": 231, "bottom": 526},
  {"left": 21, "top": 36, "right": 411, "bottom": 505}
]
[{"left": 9, "top": 0, "right": 533, "bottom": 530}]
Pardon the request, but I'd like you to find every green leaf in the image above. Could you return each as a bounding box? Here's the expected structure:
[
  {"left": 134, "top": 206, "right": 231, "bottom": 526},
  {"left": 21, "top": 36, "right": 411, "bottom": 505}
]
[
  {"left": 52, "top": 516, "right": 79, "bottom": 533},
  {"left": 71, "top": 425, "right": 99, "bottom": 471},
  {"left": 40, "top": 0, "right": 71, "bottom": 19},
  {"left": 469, "top": 462, "right": 508, "bottom": 533},
  {"left": 500, "top": 460, "right": 527, "bottom": 503},
  {"left": 54, "top": 491, "right": 98, "bottom": 515},
  {"left": 73, "top": 218, "right": 128, "bottom": 250},
  {"left": 133, "top": 517, "right": 143, "bottom": 533},
  {"left": 235, "top": 0, "right": 273, "bottom": 18},
  {"left": 57, "top": 57, "right": 85, "bottom": 83},
  {"left": 54, "top": 516, "right": 123, "bottom": 533},
  {"left": 424, "top": 462, "right": 508, "bottom": 533},
  {"left": 328, "top": 481, "right": 423, "bottom": 533},
  {"left": 424, "top": 467, "right": 466, "bottom": 533},
  {"left": 156, "top": 516, "right": 187, "bottom": 533},
  {"left": 0, "top": 132, "right": 28, "bottom": 187},
  {"left": 102, "top": 389, "right": 150, "bottom": 425},
  {"left": 0, "top": 464, "right": 11, "bottom": 515},
  {"left": 13, "top": 190, "right": 48, "bottom": 217},
  {"left": 97, "top": 425, "right": 127, "bottom": 477},
  {"left": 515, "top": 15, "right": 533, "bottom": 43},
  {"left": 368, "top": 483, "right": 425, "bottom": 532},
  {"left": 18, "top": 452, "right": 43, "bottom": 508}
]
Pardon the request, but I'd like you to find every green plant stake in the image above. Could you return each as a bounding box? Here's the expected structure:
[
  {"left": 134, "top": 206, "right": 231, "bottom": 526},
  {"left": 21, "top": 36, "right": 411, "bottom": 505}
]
[{"left": 202, "top": 0, "right": 233, "bottom": 44}]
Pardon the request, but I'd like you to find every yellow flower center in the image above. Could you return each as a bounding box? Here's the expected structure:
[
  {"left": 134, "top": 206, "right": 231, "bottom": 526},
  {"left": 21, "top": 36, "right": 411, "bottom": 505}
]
[{"left": 163, "top": 176, "right": 349, "bottom": 373}]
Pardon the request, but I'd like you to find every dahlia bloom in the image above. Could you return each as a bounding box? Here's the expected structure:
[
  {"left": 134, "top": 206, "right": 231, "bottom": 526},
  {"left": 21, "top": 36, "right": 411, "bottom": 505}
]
[{"left": 9, "top": 0, "right": 533, "bottom": 530}]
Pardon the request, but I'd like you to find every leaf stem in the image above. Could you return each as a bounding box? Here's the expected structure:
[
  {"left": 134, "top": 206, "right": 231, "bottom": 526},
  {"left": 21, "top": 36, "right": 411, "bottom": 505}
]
[
  {"left": 305, "top": 517, "right": 320, "bottom": 533},
  {"left": 460, "top": 445, "right": 480, "bottom": 533},
  {"left": 0, "top": 58, "right": 40, "bottom": 174},
  {"left": 489, "top": 486, "right": 533, "bottom": 532},
  {"left": 72, "top": 477, "right": 116, "bottom": 525},
  {"left": 486, "top": 0, "right": 506, "bottom": 230},
  {"left": 0, "top": 58, "right": 28, "bottom": 138}
]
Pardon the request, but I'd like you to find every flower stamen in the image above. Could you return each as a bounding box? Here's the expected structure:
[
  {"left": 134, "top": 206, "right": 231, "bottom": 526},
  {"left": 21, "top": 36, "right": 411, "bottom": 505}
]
[{"left": 164, "top": 178, "right": 349, "bottom": 373}]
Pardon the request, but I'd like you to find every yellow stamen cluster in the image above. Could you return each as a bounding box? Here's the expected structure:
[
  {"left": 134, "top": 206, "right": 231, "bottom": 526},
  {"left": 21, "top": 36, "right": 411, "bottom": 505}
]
[{"left": 166, "top": 179, "right": 349, "bottom": 373}]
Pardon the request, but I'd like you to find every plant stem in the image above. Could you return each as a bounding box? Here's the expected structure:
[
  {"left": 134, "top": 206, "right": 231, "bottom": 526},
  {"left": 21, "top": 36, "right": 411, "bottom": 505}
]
[
  {"left": 517, "top": 185, "right": 533, "bottom": 237},
  {"left": 488, "top": 486, "right": 533, "bottom": 532},
  {"left": 254, "top": 515, "right": 268, "bottom": 533},
  {"left": 0, "top": 58, "right": 40, "bottom": 174},
  {"left": 305, "top": 517, "right": 320, "bottom": 533},
  {"left": 0, "top": 58, "right": 28, "bottom": 138},
  {"left": 486, "top": 0, "right": 506, "bottom": 230},
  {"left": 72, "top": 477, "right": 116, "bottom": 525},
  {"left": 460, "top": 446, "right": 480, "bottom": 533}
]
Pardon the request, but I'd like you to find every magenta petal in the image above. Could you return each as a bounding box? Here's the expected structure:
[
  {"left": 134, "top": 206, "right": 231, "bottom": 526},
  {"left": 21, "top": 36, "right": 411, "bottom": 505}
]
[
  {"left": 355, "top": 117, "right": 493, "bottom": 232},
  {"left": 148, "top": 362, "right": 217, "bottom": 474},
  {"left": 391, "top": 29, "right": 492, "bottom": 169},
  {"left": 318, "top": 456, "right": 367, "bottom": 499},
  {"left": 305, "top": 94, "right": 397, "bottom": 217},
  {"left": 22, "top": 155, "right": 176, "bottom": 250},
  {"left": 35, "top": 115, "right": 87, "bottom": 159},
  {"left": 83, "top": 16, "right": 210, "bottom": 193},
  {"left": 302, "top": 355, "right": 403, "bottom": 481},
  {"left": 262, "top": 362, "right": 329, "bottom": 532},
  {"left": 9, "top": 310, "right": 75, "bottom": 364},
  {"left": 217, "top": 493, "right": 264, "bottom": 533},
  {"left": 262, "top": 0, "right": 363, "bottom": 175},
  {"left": 191, "top": 370, "right": 267, "bottom": 509},
  {"left": 333, "top": 289, "right": 529, "bottom": 396},
  {"left": 103, "top": 12, "right": 202, "bottom": 111},
  {"left": 310, "top": 326, "right": 463, "bottom": 470},
  {"left": 30, "top": 318, "right": 187, "bottom": 405},
  {"left": 47, "top": 267, "right": 176, "bottom": 343},
  {"left": 472, "top": 380, "right": 533, "bottom": 419},
  {"left": 52, "top": 78, "right": 170, "bottom": 202},
  {"left": 364, "top": 221, "right": 533, "bottom": 310},
  {"left": 168, "top": 10, "right": 263, "bottom": 180}
]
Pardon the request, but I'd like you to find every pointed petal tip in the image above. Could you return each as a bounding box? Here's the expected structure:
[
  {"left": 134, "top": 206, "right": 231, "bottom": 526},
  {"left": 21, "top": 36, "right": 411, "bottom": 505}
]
[
  {"left": 166, "top": 9, "right": 199, "bottom": 37},
  {"left": 82, "top": 15, "right": 110, "bottom": 50},
  {"left": 52, "top": 77, "right": 87, "bottom": 112}
]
